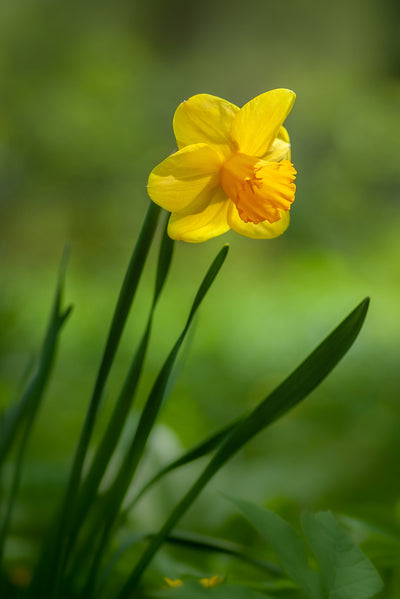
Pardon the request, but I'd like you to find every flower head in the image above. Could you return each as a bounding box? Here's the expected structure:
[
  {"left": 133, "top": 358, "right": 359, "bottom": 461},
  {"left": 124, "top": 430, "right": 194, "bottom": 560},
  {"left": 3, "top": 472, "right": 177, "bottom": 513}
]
[{"left": 148, "top": 89, "right": 296, "bottom": 242}]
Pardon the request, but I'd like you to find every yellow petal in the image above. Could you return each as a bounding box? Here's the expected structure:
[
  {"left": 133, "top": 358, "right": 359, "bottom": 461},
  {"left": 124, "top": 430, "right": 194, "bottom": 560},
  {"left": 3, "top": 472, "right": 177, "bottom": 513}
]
[
  {"left": 147, "top": 143, "right": 221, "bottom": 214},
  {"left": 227, "top": 203, "right": 290, "bottom": 239},
  {"left": 277, "top": 125, "right": 290, "bottom": 143},
  {"left": 173, "top": 94, "right": 239, "bottom": 159},
  {"left": 263, "top": 126, "right": 291, "bottom": 162},
  {"left": 168, "top": 188, "right": 230, "bottom": 242},
  {"left": 232, "top": 89, "right": 296, "bottom": 157}
]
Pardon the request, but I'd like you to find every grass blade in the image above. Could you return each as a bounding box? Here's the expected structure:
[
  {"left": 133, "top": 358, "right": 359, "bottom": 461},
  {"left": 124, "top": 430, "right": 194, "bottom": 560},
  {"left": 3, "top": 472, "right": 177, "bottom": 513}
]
[
  {"left": 164, "top": 530, "right": 282, "bottom": 576},
  {"left": 104, "top": 244, "right": 229, "bottom": 512},
  {"left": 118, "top": 298, "right": 370, "bottom": 597},
  {"left": 66, "top": 216, "right": 174, "bottom": 557},
  {"left": 0, "top": 253, "right": 72, "bottom": 565},
  {"left": 123, "top": 418, "right": 241, "bottom": 514},
  {"left": 0, "top": 252, "right": 71, "bottom": 466},
  {"left": 82, "top": 245, "right": 229, "bottom": 595},
  {"left": 28, "top": 201, "right": 161, "bottom": 599}
]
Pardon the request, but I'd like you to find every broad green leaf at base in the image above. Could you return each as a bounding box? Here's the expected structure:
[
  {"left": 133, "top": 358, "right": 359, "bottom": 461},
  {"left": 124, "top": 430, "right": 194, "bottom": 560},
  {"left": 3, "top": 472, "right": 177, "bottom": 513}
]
[
  {"left": 228, "top": 496, "right": 323, "bottom": 599},
  {"left": 302, "top": 511, "right": 383, "bottom": 599}
]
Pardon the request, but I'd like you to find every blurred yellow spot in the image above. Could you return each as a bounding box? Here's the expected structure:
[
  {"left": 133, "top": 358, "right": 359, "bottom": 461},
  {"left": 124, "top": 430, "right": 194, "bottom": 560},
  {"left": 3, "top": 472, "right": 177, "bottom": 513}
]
[
  {"left": 200, "top": 574, "right": 224, "bottom": 588},
  {"left": 164, "top": 577, "right": 184, "bottom": 588},
  {"left": 8, "top": 565, "right": 32, "bottom": 588}
]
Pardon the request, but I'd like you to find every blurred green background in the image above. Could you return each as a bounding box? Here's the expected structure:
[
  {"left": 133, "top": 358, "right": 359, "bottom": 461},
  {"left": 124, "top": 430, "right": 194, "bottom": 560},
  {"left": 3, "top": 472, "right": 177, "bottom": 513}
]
[{"left": 1, "top": 0, "right": 400, "bottom": 569}]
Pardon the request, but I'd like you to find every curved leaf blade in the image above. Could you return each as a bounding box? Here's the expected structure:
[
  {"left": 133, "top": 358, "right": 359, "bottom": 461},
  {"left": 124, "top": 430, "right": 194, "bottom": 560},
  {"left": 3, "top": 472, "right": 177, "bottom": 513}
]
[
  {"left": 118, "top": 298, "right": 370, "bottom": 597},
  {"left": 28, "top": 201, "right": 161, "bottom": 599},
  {"left": 81, "top": 244, "right": 229, "bottom": 595},
  {"left": 69, "top": 215, "right": 174, "bottom": 544},
  {"left": 125, "top": 418, "right": 240, "bottom": 512},
  {"left": 0, "top": 251, "right": 71, "bottom": 465}
]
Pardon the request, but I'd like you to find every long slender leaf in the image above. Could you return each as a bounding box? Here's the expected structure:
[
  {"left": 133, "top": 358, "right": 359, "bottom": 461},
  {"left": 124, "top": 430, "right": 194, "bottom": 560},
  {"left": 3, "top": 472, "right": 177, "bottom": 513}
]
[
  {"left": 0, "top": 404, "right": 42, "bottom": 564},
  {"left": 0, "top": 252, "right": 71, "bottom": 465},
  {"left": 164, "top": 530, "right": 282, "bottom": 575},
  {"left": 83, "top": 244, "right": 229, "bottom": 595},
  {"left": 62, "top": 218, "right": 173, "bottom": 588},
  {"left": 28, "top": 201, "right": 161, "bottom": 599},
  {"left": 123, "top": 418, "right": 241, "bottom": 514},
  {"left": 0, "top": 253, "right": 72, "bottom": 564},
  {"left": 117, "top": 298, "right": 370, "bottom": 597},
  {"left": 65, "top": 216, "right": 174, "bottom": 559}
]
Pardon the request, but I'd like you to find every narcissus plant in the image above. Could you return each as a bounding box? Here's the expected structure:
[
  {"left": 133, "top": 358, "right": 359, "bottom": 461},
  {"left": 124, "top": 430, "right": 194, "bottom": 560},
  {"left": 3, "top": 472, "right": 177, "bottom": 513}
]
[{"left": 148, "top": 89, "right": 296, "bottom": 242}]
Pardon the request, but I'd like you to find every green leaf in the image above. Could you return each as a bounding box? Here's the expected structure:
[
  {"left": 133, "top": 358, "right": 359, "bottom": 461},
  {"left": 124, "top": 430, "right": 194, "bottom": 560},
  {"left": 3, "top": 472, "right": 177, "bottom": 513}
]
[
  {"left": 67, "top": 214, "right": 174, "bottom": 552},
  {"left": 0, "top": 250, "right": 72, "bottom": 565},
  {"left": 98, "top": 528, "right": 281, "bottom": 594},
  {"left": 228, "top": 497, "right": 322, "bottom": 599},
  {"left": 301, "top": 511, "right": 383, "bottom": 599},
  {"left": 118, "top": 298, "right": 369, "bottom": 597},
  {"left": 0, "top": 249, "right": 72, "bottom": 466},
  {"left": 103, "top": 244, "right": 229, "bottom": 506},
  {"left": 124, "top": 418, "right": 240, "bottom": 512},
  {"left": 107, "top": 244, "right": 229, "bottom": 502},
  {"left": 165, "top": 529, "right": 282, "bottom": 576},
  {"left": 28, "top": 201, "right": 161, "bottom": 599},
  {"left": 81, "top": 244, "right": 229, "bottom": 596}
]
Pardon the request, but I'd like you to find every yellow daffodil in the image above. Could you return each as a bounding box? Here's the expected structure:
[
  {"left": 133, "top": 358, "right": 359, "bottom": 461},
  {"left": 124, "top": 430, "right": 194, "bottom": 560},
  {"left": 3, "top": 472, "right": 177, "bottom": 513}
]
[{"left": 148, "top": 89, "right": 296, "bottom": 242}]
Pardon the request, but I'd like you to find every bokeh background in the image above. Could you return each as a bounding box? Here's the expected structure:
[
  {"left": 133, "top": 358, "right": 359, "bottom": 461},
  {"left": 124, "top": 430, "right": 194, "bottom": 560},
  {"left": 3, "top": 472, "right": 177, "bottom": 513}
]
[{"left": 1, "top": 0, "right": 400, "bottom": 575}]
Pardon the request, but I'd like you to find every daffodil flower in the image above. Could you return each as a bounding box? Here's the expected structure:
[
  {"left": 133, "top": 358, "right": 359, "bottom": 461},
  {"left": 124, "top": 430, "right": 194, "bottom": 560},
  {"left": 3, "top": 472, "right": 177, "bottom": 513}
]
[{"left": 148, "top": 89, "right": 297, "bottom": 242}]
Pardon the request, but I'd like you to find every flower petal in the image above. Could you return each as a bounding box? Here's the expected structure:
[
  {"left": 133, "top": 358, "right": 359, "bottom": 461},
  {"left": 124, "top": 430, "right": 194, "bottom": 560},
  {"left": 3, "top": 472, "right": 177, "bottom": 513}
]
[
  {"left": 227, "top": 203, "right": 290, "bottom": 239},
  {"left": 168, "top": 188, "right": 230, "bottom": 242},
  {"left": 232, "top": 89, "right": 296, "bottom": 157},
  {"left": 147, "top": 143, "right": 222, "bottom": 214},
  {"left": 263, "top": 126, "right": 291, "bottom": 162},
  {"left": 173, "top": 94, "right": 239, "bottom": 159}
]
